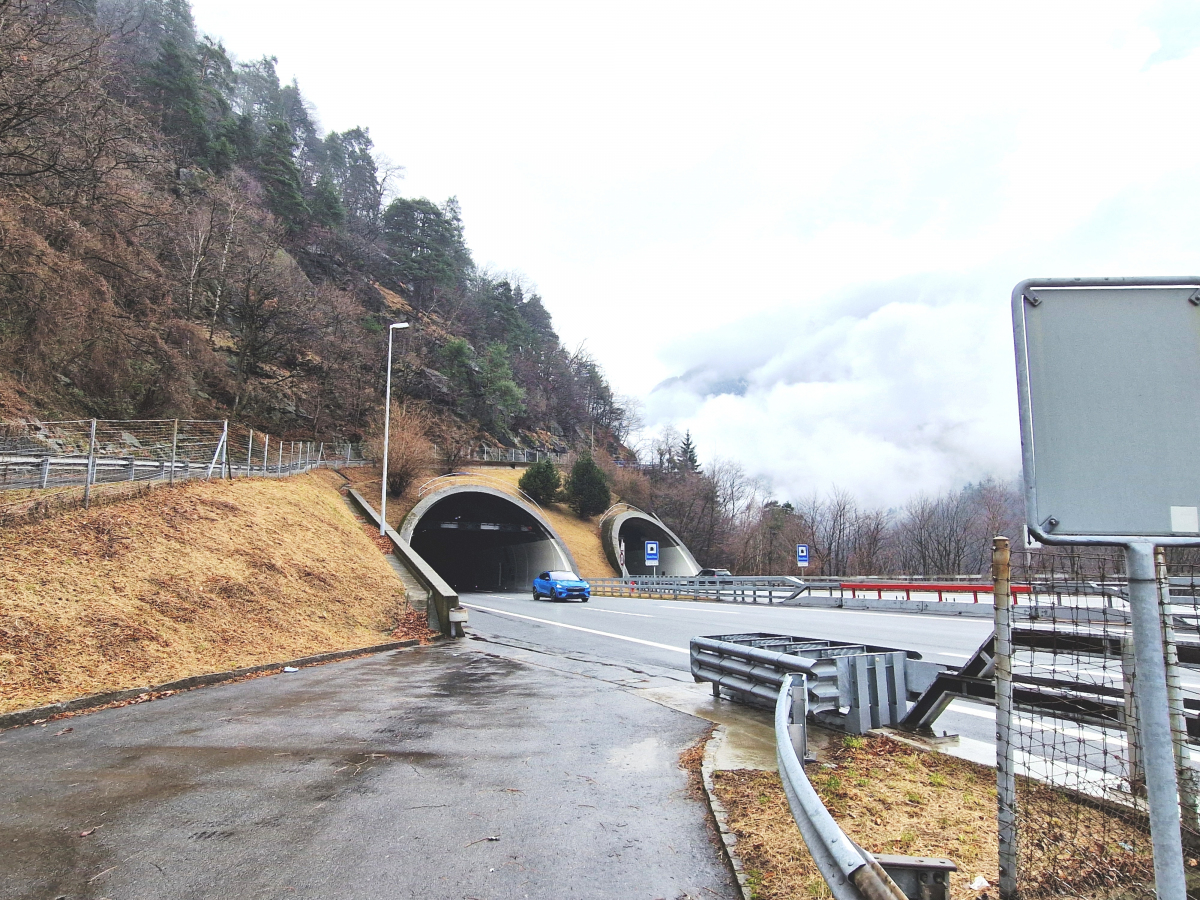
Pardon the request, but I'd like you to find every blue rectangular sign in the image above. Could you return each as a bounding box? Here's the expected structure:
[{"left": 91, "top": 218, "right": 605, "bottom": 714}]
[
  {"left": 796, "top": 543, "right": 809, "bottom": 567},
  {"left": 645, "top": 540, "right": 659, "bottom": 564}
]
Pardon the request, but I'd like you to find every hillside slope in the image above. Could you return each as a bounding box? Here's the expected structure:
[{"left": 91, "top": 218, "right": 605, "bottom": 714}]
[{"left": 0, "top": 471, "right": 420, "bottom": 714}]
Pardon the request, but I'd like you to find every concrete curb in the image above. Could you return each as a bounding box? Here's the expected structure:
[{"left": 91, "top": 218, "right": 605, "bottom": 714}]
[
  {"left": 0, "top": 639, "right": 419, "bottom": 731},
  {"left": 700, "top": 725, "right": 752, "bottom": 900}
]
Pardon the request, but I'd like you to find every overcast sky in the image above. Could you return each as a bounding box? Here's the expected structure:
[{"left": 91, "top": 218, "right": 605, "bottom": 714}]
[{"left": 189, "top": 0, "right": 1200, "bottom": 507}]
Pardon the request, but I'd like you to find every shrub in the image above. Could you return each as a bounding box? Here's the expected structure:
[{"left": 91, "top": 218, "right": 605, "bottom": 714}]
[{"left": 518, "top": 458, "right": 561, "bottom": 505}]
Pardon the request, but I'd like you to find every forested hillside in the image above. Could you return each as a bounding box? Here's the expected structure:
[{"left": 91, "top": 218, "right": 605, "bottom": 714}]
[{"left": 0, "top": 0, "right": 634, "bottom": 451}]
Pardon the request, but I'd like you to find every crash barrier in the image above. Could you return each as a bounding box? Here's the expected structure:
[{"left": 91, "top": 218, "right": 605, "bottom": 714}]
[
  {"left": 690, "top": 633, "right": 948, "bottom": 734},
  {"left": 589, "top": 575, "right": 1036, "bottom": 617},
  {"left": 0, "top": 418, "right": 365, "bottom": 510},
  {"left": 592, "top": 575, "right": 807, "bottom": 603},
  {"left": 775, "top": 673, "right": 956, "bottom": 900},
  {"left": 346, "top": 488, "right": 462, "bottom": 638}
]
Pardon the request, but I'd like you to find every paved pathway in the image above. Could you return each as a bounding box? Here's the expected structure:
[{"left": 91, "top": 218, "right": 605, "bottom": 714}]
[{"left": 0, "top": 642, "right": 737, "bottom": 900}]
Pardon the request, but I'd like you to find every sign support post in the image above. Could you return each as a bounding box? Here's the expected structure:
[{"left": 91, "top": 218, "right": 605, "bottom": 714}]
[{"left": 1011, "top": 276, "right": 1200, "bottom": 900}]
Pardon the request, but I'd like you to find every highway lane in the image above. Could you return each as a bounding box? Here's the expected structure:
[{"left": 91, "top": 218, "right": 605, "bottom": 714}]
[{"left": 460, "top": 591, "right": 997, "bottom": 746}]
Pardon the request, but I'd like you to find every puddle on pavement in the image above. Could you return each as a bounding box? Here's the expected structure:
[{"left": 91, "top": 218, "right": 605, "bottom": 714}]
[
  {"left": 631, "top": 683, "right": 778, "bottom": 770},
  {"left": 606, "top": 737, "right": 664, "bottom": 772}
]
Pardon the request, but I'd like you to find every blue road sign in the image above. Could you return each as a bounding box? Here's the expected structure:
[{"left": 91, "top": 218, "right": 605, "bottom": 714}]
[
  {"left": 645, "top": 540, "right": 659, "bottom": 565},
  {"left": 796, "top": 543, "right": 809, "bottom": 567}
]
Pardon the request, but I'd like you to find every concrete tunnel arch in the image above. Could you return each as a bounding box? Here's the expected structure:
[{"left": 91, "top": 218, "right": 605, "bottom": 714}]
[
  {"left": 601, "top": 509, "right": 701, "bottom": 577},
  {"left": 400, "top": 485, "right": 579, "bottom": 593}
]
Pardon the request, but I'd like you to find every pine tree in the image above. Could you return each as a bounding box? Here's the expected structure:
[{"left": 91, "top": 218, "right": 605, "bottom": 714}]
[
  {"left": 518, "top": 459, "right": 561, "bottom": 505},
  {"left": 679, "top": 430, "right": 700, "bottom": 473},
  {"left": 257, "top": 119, "right": 309, "bottom": 230},
  {"left": 564, "top": 454, "right": 610, "bottom": 517}
]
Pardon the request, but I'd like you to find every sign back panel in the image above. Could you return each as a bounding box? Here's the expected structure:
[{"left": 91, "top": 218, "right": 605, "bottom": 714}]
[{"left": 1014, "top": 281, "right": 1200, "bottom": 537}]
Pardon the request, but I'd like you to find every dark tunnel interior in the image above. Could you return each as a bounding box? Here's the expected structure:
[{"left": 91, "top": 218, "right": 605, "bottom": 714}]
[
  {"left": 410, "top": 492, "right": 570, "bottom": 592},
  {"left": 618, "top": 517, "right": 696, "bottom": 576}
]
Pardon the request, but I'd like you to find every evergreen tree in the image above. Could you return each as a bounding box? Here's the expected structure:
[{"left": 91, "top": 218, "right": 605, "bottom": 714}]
[
  {"left": 564, "top": 454, "right": 610, "bottom": 517},
  {"left": 679, "top": 430, "right": 700, "bottom": 473},
  {"left": 257, "top": 118, "right": 309, "bottom": 230},
  {"left": 518, "top": 458, "right": 561, "bottom": 506},
  {"left": 146, "top": 39, "right": 209, "bottom": 161}
]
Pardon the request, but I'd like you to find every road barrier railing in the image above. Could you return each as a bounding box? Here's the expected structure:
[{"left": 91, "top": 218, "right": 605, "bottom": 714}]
[
  {"left": 0, "top": 418, "right": 366, "bottom": 513},
  {"left": 690, "top": 633, "right": 948, "bottom": 734},
  {"left": 775, "top": 672, "right": 956, "bottom": 900},
  {"left": 591, "top": 575, "right": 808, "bottom": 603}
]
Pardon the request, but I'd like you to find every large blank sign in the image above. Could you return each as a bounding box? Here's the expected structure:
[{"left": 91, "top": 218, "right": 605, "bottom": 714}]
[{"left": 1014, "top": 281, "right": 1200, "bottom": 538}]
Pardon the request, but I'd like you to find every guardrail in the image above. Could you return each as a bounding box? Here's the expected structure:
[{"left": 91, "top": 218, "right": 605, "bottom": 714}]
[
  {"left": 690, "top": 633, "right": 947, "bottom": 734},
  {"left": 775, "top": 673, "right": 955, "bottom": 900},
  {"left": 591, "top": 575, "right": 808, "bottom": 603}
]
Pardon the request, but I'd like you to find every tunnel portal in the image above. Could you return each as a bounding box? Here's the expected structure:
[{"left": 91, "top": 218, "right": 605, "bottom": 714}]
[
  {"left": 402, "top": 487, "right": 577, "bottom": 593},
  {"left": 602, "top": 510, "right": 700, "bottom": 577}
]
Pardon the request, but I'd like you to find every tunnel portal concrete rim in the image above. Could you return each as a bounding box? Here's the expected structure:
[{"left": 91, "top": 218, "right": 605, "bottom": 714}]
[
  {"left": 400, "top": 484, "right": 579, "bottom": 575},
  {"left": 602, "top": 510, "right": 700, "bottom": 577}
]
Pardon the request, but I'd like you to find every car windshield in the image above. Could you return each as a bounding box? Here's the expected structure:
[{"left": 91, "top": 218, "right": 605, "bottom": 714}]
[{"left": 548, "top": 571, "right": 580, "bottom": 580}]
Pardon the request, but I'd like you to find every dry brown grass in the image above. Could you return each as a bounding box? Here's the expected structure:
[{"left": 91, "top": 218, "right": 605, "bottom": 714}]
[
  {"left": 0, "top": 470, "right": 418, "bottom": 713},
  {"left": 714, "top": 734, "right": 998, "bottom": 900},
  {"left": 711, "top": 734, "right": 1161, "bottom": 900}
]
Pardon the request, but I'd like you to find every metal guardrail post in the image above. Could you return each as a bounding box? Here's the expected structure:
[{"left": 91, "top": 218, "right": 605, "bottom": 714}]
[
  {"left": 277, "top": 440, "right": 283, "bottom": 474},
  {"left": 993, "top": 536, "right": 1018, "bottom": 900},
  {"left": 83, "top": 418, "right": 97, "bottom": 508},
  {"left": 169, "top": 419, "right": 179, "bottom": 486},
  {"left": 1126, "top": 542, "right": 1187, "bottom": 900},
  {"left": 1157, "top": 547, "right": 1199, "bottom": 830},
  {"left": 247, "top": 429, "right": 254, "bottom": 479},
  {"left": 39, "top": 456, "right": 49, "bottom": 489}
]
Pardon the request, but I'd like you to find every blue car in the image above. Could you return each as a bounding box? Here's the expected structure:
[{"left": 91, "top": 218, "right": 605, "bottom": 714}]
[{"left": 533, "top": 570, "right": 590, "bottom": 602}]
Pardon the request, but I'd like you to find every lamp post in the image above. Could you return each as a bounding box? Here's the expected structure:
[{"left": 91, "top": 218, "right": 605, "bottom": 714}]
[{"left": 381, "top": 321, "right": 410, "bottom": 535}]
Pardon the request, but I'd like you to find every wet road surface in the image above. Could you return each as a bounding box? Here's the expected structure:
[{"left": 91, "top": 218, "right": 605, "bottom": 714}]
[
  {"left": 460, "top": 591, "right": 997, "bottom": 746},
  {"left": 0, "top": 642, "right": 737, "bottom": 900}
]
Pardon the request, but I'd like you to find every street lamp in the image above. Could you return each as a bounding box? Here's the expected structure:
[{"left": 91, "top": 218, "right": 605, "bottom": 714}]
[{"left": 381, "top": 321, "right": 410, "bottom": 535}]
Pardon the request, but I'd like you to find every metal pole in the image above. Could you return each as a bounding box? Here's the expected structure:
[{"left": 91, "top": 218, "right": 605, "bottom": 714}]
[
  {"left": 221, "top": 421, "right": 230, "bottom": 479},
  {"left": 1157, "top": 548, "right": 1198, "bottom": 830},
  {"left": 247, "top": 429, "right": 254, "bottom": 478},
  {"left": 169, "top": 419, "right": 178, "bottom": 486},
  {"left": 262, "top": 434, "right": 269, "bottom": 475},
  {"left": 381, "top": 325, "right": 396, "bottom": 535},
  {"left": 1126, "top": 541, "right": 1187, "bottom": 900},
  {"left": 277, "top": 440, "right": 283, "bottom": 474},
  {"left": 993, "top": 536, "right": 1018, "bottom": 900},
  {"left": 83, "top": 418, "right": 97, "bottom": 509}
]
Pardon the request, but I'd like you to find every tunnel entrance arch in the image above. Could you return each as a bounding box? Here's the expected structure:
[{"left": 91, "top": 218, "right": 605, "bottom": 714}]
[
  {"left": 400, "top": 486, "right": 578, "bottom": 593},
  {"left": 601, "top": 509, "right": 700, "bottom": 577}
]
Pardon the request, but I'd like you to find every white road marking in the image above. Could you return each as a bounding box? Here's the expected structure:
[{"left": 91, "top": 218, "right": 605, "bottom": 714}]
[
  {"left": 463, "top": 603, "right": 689, "bottom": 654},
  {"left": 652, "top": 604, "right": 741, "bottom": 616},
  {"left": 933, "top": 652, "right": 972, "bottom": 659},
  {"left": 578, "top": 607, "right": 653, "bottom": 618}
]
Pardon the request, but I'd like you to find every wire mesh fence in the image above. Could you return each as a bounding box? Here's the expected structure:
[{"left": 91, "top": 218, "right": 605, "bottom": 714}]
[
  {"left": 0, "top": 419, "right": 367, "bottom": 522},
  {"left": 997, "top": 546, "right": 1200, "bottom": 899}
]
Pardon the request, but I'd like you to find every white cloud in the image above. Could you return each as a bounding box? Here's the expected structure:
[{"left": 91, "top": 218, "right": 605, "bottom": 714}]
[{"left": 187, "top": 0, "right": 1200, "bottom": 503}]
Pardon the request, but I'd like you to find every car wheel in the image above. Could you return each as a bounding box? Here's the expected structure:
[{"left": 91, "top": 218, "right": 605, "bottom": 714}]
[{"left": 582, "top": 597, "right": 589, "bottom": 603}]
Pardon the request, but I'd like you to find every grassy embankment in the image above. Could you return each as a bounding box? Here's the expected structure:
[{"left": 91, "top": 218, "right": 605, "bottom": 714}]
[
  {"left": 0, "top": 471, "right": 429, "bottom": 714},
  {"left": 709, "top": 733, "right": 1158, "bottom": 900},
  {"left": 341, "top": 464, "right": 617, "bottom": 579}
]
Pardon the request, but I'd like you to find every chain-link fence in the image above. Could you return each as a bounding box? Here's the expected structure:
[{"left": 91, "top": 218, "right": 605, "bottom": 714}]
[
  {"left": 996, "top": 545, "right": 1200, "bottom": 899},
  {"left": 0, "top": 419, "right": 366, "bottom": 521}
]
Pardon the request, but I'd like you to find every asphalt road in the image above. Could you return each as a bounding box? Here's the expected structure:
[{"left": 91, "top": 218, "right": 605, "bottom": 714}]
[
  {"left": 0, "top": 643, "right": 737, "bottom": 900},
  {"left": 460, "top": 592, "right": 998, "bottom": 747}
]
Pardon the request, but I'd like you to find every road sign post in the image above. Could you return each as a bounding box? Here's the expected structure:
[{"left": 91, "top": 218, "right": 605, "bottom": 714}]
[
  {"left": 796, "top": 544, "right": 809, "bottom": 568},
  {"left": 1012, "top": 276, "right": 1200, "bottom": 900}
]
